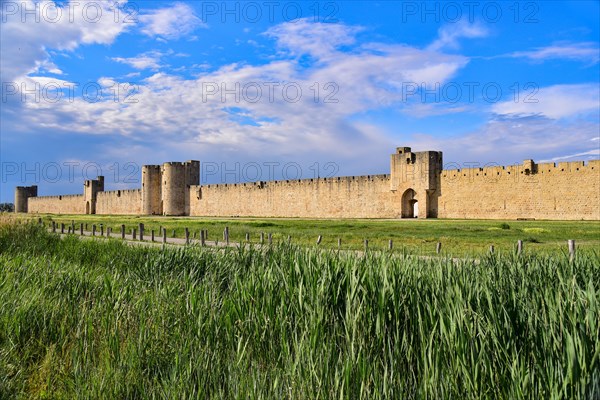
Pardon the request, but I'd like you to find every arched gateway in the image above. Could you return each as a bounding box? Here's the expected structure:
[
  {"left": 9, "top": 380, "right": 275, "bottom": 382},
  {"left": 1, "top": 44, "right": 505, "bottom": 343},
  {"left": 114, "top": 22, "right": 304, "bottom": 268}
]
[{"left": 401, "top": 189, "right": 418, "bottom": 218}]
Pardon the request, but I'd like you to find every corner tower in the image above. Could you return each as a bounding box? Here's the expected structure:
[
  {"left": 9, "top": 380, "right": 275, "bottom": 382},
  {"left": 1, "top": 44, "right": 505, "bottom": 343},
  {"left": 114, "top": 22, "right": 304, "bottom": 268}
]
[{"left": 14, "top": 185, "right": 38, "bottom": 213}]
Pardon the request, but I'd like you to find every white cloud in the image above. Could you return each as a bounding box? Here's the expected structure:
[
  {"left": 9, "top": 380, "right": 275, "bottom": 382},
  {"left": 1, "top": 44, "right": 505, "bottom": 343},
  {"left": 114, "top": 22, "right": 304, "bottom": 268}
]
[
  {"left": 492, "top": 84, "right": 600, "bottom": 120},
  {"left": 410, "top": 115, "right": 600, "bottom": 165},
  {"left": 27, "top": 76, "right": 77, "bottom": 88},
  {"left": 139, "top": 3, "right": 205, "bottom": 40},
  {"left": 264, "top": 18, "right": 363, "bottom": 61},
  {"left": 9, "top": 19, "right": 470, "bottom": 166},
  {"left": 123, "top": 72, "right": 141, "bottom": 78},
  {"left": 112, "top": 50, "right": 172, "bottom": 70},
  {"left": 412, "top": 84, "right": 599, "bottom": 163},
  {"left": 0, "top": 0, "right": 130, "bottom": 82},
  {"left": 540, "top": 149, "right": 600, "bottom": 162},
  {"left": 427, "top": 21, "right": 488, "bottom": 51},
  {"left": 5, "top": 16, "right": 598, "bottom": 174},
  {"left": 509, "top": 42, "right": 599, "bottom": 64}
]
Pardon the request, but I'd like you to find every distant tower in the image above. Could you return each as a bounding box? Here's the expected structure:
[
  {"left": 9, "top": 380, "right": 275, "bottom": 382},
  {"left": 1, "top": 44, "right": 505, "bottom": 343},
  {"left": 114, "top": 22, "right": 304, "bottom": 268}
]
[
  {"left": 142, "top": 165, "right": 162, "bottom": 215},
  {"left": 83, "top": 176, "right": 104, "bottom": 214},
  {"left": 161, "top": 160, "right": 199, "bottom": 216},
  {"left": 14, "top": 185, "right": 38, "bottom": 213}
]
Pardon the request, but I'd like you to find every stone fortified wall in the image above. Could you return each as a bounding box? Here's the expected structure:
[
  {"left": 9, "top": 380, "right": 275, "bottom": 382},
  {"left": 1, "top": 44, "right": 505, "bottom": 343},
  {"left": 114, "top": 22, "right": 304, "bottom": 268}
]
[
  {"left": 438, "top": 160, "right": 600, "bottom": 220},
  {"left": 14, "top": 148, "right": 600, "bottom": 220},
  {"left": 96, "top": 190, "right": 142, "bottom": 215},
  {"left": 28, "top": 194, "right": 84, "bottom": 214},
  {"left": 189, "top": 175, "right": 397, "bottom": 218}
]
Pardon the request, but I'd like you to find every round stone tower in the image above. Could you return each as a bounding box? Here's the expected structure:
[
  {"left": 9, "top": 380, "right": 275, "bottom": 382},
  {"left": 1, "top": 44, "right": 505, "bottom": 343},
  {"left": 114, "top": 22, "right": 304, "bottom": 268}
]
[
  {"left": 14, "top": 185, "right": 38, "bottom": 213},
  {"left": 162, "top": 162, "right": 187, "bottom": 216},
  {"left": 142, "top": 165, "right": 162, "bottom": 215}
]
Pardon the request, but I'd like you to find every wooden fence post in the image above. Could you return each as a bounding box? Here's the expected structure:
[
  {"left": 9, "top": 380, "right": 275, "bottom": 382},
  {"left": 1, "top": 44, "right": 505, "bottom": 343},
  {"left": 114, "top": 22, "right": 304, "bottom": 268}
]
[
  {"left": 52, "top": 221, "right": 56, "bottom": 233},
  {"left": 338, "top": 238, "right": 342, "bottom": 249},
  {"left": 139, "top": 223, "right": 144, "bottom": 241},
  {"left": 80, "top": 223, "right": 84, "bottom": 236},
  {"left": 268, "top": 233, "right": 272, "bottom": 245},
  {"left": 568, "top": 240, "right": 576, "bottom": 260},
  {"left": 200, "top": 230, "right": 205, "bottom": 247},
  {"left": 316, "top": 235, "right": 322, "bottom": 245},
  {"left": 185, "top": 227, "right": 190, "bottom": 245},
  {"left": 388, "top": 239, "right": 393, "bottom": 250},
  {"left": 260, "top": 232, "right": 264, "bottom": 244},
  {"left": 436, "top": 242, "right": 442, "bottom": 254},
  {"left": 61, "top": 223, "right": 65, "bottom": 234},
  {"left": 517, "top": 240, "right": 523, "bottom": 255},
  {"left": 224, "top": 227, "right": 229, "bottom": 245},
  {"left": 132, "top": 228, "right": 136, "bottom": 240},
  {"left": 489, "top": 245, "right": 495, "bottom": 254},
  {"left": 151, "top": 230, "right": 155, "bottom": 242},
  {"left": 92, "top": 225, "right": 96, "bottom": 236},
  {"left": 163, "top": 228, "right": 167, "bottom": 244},
  {"left": 364, "top": 239, "right": 368, "bottom": 250},
  {"left": 121, "top": 224, "right": 125, "bottom": 240}
]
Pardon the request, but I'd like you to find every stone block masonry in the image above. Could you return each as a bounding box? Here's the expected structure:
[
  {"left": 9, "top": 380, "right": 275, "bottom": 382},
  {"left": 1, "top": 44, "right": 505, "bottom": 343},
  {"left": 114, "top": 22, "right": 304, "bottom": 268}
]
[
  {"left": 438, "top": 160, "right": 600, "bottom": 220},
  {"left": 96, "top": 190, "right": 142, "bottom": 215},
  {"left": 189, "top": 175, "right": 397, "bottom": 218},
  {"left": 28, "top": 194, "right": 83, "bottom": 214},
  {"left": 14, "top": 148, "right": 600, "bottom": 220}
]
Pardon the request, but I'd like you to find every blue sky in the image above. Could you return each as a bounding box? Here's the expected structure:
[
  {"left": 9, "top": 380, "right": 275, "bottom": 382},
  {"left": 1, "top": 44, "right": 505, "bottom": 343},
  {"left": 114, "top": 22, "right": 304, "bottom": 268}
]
[{"left": 1, "top": 0, "right": 599, "bottom": 201}]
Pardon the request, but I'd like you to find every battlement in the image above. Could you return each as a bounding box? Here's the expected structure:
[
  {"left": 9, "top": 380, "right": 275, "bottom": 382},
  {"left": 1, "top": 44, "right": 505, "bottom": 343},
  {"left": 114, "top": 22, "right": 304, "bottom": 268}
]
[
  {"left": 396, "top": 147, "right": 412, "bottom": 154},
  {"left": 442, "top": 159, "right": 599, "bottom": 180},
  {"left": 98, "top": 189, "right": 142, "bottom": 197},
  {"left": 84, "top": 176, "right": 104, "bottom": 186},
  {"left": 198, "top": 174, "right": 391, "bottom": 190},
  {"left": 31, "top": 194, "right": 83, "bottom": 200}
]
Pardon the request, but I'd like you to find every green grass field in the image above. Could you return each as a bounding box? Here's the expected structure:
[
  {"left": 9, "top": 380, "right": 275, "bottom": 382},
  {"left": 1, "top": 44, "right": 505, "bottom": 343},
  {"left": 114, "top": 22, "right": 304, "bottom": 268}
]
[
  {"left": 0, "top": 220, "right": 598, "bottom": 398},
  {"left": 27, "top": 213, "right": 600, "bottom": 256}
]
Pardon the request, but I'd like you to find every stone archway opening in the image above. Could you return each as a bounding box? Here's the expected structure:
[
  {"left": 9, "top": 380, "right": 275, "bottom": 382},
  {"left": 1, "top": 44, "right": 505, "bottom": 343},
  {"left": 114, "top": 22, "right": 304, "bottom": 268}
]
[{"left": 401, "top": 188, "right": 418, "bottom": 218}]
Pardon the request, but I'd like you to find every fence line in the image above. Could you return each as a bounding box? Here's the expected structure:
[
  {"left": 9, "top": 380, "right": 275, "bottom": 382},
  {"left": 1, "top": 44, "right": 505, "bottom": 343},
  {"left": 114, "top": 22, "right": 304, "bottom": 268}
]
[{"left": 39, "top": 219, "right": 581, "bottom": 256}]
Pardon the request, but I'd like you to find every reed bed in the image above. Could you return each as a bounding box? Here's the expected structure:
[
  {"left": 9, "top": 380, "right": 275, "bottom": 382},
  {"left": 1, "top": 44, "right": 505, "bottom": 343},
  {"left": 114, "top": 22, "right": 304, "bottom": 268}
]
[{"left": 0, "top": 221, "right": 598, "bottom": 399}]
